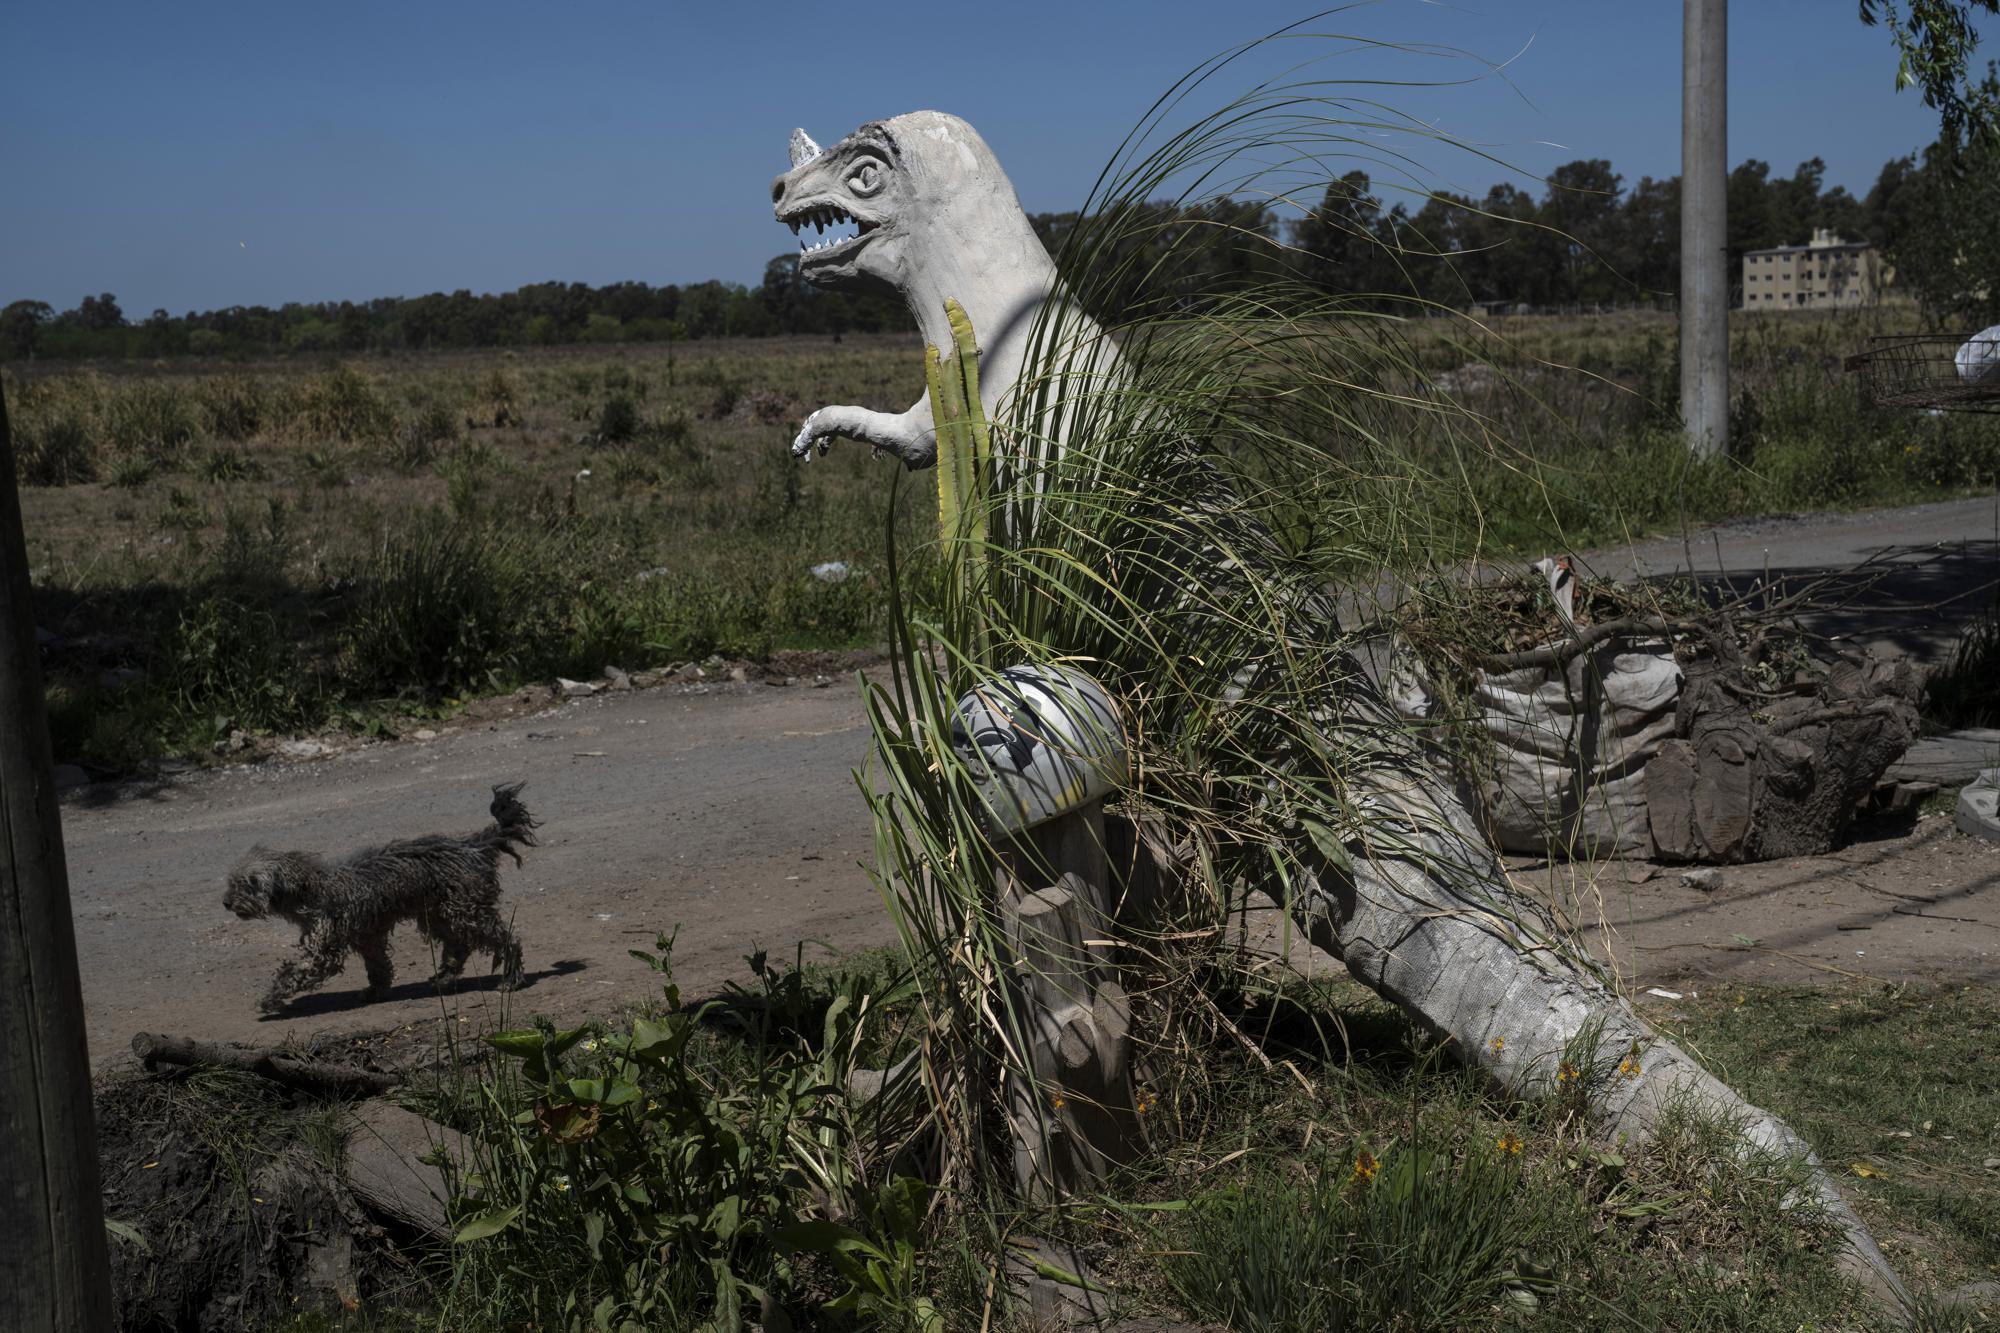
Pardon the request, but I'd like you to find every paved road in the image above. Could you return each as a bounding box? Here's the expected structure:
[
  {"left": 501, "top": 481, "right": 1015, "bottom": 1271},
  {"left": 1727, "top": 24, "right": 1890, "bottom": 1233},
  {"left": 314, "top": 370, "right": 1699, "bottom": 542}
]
[
  {"left": 60, "top": 495, "right": 2000, "bottom": 1069},
  {"left": 1584, "top": 493, "right": 2000, "bottom": 658}
]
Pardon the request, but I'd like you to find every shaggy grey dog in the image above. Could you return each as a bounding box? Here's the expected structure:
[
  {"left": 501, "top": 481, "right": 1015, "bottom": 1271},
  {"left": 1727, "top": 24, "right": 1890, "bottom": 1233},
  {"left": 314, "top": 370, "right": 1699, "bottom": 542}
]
[{"left": 224, "top": 783, "right": 538, "bottom": 1013}]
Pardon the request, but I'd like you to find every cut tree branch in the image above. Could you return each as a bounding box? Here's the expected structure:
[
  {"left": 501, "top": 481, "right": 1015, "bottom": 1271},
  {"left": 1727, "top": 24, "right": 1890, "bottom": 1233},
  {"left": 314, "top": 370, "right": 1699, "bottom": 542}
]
[{"left": 130, "top": 1031, "right": 402, "bottom": 1098}]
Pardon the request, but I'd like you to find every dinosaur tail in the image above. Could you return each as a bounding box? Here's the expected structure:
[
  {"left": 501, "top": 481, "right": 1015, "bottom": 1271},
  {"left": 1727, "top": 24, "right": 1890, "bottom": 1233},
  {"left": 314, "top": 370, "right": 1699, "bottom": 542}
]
[{"left": 477, "top": 781, "right": 540, "bottom": 866}]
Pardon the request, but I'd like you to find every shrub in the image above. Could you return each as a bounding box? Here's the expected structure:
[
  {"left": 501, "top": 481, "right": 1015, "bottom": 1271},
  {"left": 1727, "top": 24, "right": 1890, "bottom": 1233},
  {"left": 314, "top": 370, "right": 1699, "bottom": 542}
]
[
  {"left": 393, "top": 399, "right": 460, "bottom": 470},
  {"left": 197, "top": 375, "right": 267, "bottom": 441},
  {"left": 443, "top": 939, "right": 934, "bottom": 1329},
  {"left": 198, "top": 446, "right": 261, "bottom": 483},
  {"left": 155, "top": 593, "right": 315, "bottom": 740},
  {"left": 17, "top": 412, "right": 98, "bottom": 485},
  {"left": 293, "top": 366, "right": 394, "bottom": 444},
  {"left": 106, "top": 451, "right": 155, "bottom": 488},
  {"left": 106, "top": 382, "right": 202, "bottom": 466},
  {"left": 338, "top": 520, "right": 572, "bottom": 699},
  {"left": 479, "top": 368, "right": 519, "bottom": 427},
  {"left": 598, "top": 391, "right": 640, "bottom": 445}
]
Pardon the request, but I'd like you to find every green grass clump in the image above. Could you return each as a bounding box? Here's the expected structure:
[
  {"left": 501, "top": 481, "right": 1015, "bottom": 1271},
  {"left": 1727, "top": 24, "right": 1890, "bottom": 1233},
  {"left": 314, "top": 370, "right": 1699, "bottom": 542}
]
[
  {"left": 1166, "top": 1139, "right": 1527, "bottom": 1331},
  {"left": 1927, "top": 594, "right": 2000, "bottom": 729}
]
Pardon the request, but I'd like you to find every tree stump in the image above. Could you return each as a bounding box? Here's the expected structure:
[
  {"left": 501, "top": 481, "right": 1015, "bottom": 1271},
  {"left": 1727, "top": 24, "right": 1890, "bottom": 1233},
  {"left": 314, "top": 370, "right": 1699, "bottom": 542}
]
[
  {"left": 997, "top": 799, "right": 1140, "bottom": 1204},
  {"left": 1646, "top": 653, "right": 1921, "bottom": 862}
]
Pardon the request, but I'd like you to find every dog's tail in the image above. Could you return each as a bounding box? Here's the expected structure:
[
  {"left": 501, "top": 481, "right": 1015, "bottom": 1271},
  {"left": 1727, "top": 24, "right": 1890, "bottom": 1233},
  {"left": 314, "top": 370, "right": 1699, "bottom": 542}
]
[{"left": 478, "top": 781, "right": 540, "bottom": 866}]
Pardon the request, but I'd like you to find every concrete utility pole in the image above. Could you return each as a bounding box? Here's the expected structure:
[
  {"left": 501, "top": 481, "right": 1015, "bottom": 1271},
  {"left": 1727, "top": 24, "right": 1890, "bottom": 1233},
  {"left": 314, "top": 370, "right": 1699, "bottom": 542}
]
[
  {"left": 1681, "top": 0, "right": 1729, "bottom": 459},
  {"left": 0, "top": 388, "right": 113, "bottom": 1331}
]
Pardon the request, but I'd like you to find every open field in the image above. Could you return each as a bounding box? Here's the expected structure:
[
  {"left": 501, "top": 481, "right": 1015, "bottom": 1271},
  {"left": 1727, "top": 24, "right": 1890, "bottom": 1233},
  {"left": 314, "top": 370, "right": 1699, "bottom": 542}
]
[
  {"left": 9, "top": 336, "right": 932, "bottom": 771},
  {"left": 9, "top": 307, "right": 2000, "bottom": 772}
]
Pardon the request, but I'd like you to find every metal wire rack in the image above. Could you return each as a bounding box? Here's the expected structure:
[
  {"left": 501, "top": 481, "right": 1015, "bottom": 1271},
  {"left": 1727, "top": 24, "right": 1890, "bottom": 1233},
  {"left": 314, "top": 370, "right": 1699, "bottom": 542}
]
[{"left": 1845, "top": 332, "right": 2000, "bottom": 413}]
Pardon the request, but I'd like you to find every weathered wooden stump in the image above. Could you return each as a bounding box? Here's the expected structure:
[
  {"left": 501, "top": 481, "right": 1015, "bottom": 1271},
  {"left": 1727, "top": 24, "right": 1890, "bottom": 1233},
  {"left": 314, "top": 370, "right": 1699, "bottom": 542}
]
[
  {"left": 999, "top": 799, "right": 1140, "bottom": 1204},
  {"left": 948, "top": 663, "right": 1141, "bottom": 1204}
]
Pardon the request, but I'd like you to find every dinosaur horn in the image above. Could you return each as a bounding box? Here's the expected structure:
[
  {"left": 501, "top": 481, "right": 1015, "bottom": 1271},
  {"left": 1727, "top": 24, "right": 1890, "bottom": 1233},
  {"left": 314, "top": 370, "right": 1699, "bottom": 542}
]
[{"left": 788, "top": 129, "right": 822, "bottom": 169}]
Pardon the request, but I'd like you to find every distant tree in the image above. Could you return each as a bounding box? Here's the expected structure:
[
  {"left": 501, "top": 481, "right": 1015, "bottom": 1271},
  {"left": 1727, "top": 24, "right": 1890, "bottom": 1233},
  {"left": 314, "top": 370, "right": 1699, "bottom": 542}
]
[
  {"left": 73, "top": 292, "right": 123, "bottom": 332},
  {"left": 1726, "top": 160, "right": 1782, "bottom": 264},
  {"left": 1617, "top": 176, "right": 1682, "bottom": 298},
  {"left": 1293, "top": 171, "right": 1383, "bottom": 294},
  {"left": 1769, "top": 158, "right": 1827, "bottom": 244},
  {"left": 1885, "top": 69, "right": 2000, "bottom": 323},
  {"left": 1, "top": 301, "right": 52, "bottom": 359},
  {"left": 1541, "top": 159, "right": 1627, "bottom": 304},
  {"left": 1862, "top": 154, "right": 1924, "bottom": 249},
  {"left": 1814, "top": 184, "right": 1868, "bottom": 240}
]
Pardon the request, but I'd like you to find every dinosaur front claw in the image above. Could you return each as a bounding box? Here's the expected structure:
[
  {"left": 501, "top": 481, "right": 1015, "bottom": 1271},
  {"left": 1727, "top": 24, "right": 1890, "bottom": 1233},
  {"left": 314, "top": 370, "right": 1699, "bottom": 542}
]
[{"left": 791, "top": 409, "right": 832, "bottom": 461}]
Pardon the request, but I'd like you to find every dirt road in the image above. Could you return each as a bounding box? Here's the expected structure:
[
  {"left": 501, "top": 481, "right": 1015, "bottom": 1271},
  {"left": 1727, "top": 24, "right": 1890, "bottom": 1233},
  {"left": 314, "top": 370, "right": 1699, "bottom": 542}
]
[
  {"left": 61, "top": 495, "right": 2000, "bottom": 1068},
  {"left": 62, "top": 679, "right": 900, "bottom": 1067}
]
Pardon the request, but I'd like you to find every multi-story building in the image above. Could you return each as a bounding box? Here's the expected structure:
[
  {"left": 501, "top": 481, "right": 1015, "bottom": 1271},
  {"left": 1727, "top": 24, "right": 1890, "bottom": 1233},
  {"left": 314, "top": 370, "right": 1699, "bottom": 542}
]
[{"left": 1741, "top": 228, "right": 1887, "bottom": 310}]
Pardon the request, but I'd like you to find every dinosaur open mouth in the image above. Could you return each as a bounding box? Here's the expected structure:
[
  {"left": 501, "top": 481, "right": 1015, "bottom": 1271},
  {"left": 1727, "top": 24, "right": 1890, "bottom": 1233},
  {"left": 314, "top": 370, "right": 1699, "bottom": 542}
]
[{"left": 781, "top": 202, "right": 877, "bottom": 262}]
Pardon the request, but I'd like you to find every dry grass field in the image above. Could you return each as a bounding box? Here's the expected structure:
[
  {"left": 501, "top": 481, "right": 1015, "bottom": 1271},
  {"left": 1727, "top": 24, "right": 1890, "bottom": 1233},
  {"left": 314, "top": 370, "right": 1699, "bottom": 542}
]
[{"left": 8, "top": 308, "right": 1998, "bottom": 773}]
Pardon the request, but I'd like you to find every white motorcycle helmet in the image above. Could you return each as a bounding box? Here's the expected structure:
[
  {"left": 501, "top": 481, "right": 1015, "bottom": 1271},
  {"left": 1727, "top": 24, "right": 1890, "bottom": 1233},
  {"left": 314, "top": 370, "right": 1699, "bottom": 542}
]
[{"left": 947, "top": 663, "right": 1128, "bottom": 834}]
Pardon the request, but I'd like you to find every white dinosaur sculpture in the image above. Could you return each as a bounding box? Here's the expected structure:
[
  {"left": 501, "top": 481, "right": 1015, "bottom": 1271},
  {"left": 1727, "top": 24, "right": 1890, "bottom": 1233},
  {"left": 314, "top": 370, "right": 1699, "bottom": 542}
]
[{"left": 772, "top": 110, "right": 1908, "bottom": 1307}]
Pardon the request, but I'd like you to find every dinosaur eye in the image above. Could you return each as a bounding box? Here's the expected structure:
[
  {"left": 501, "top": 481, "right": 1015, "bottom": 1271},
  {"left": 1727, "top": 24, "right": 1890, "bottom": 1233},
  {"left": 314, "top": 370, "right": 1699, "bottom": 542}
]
[{"left": 848, "top": 159, "right": 883, "bottom": 197}]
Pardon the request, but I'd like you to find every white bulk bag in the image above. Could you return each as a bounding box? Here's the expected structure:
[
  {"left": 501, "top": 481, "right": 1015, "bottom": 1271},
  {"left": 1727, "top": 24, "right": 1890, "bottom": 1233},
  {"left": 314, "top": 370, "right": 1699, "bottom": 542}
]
[
  {"left": 1956, "top": 324, "right": 2000, "bottom": 386},
  {"left": 1474, "top": 641, "right": 1682, "bottom": 858}
]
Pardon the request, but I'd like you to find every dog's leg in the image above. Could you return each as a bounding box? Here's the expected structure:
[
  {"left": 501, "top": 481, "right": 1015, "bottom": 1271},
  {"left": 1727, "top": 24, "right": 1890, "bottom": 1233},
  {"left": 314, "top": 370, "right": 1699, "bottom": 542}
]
[
  {"left": 260, "top": 922, "right": 347, "bottom": 1013},
  {"left": 456, "top": 914, "right": 525, "bottom": 990},
  {"left": 432, "top": 937, "right": 470, "bottom": 984},
  {"left": 492, "top": 923, "right": 524, "bottom": 991},
  {"left": 357, "top": 929, "right": 396, "bottom": 1000}
]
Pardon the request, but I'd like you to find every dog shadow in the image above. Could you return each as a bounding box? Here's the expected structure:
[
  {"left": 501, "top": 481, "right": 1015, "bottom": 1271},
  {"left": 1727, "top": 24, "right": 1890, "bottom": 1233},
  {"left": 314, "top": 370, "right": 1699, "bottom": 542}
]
[{"left": 258, "top": 958, "right": 589, "bottom": 1020}]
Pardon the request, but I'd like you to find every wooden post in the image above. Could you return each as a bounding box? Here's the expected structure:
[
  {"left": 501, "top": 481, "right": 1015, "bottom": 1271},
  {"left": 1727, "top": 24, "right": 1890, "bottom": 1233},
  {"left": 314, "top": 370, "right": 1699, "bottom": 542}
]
[
  {"left": 997, "top": 798, "right": 1140, "bottom": 1204},
  {"left": 0, "top": 388, "right": 113, "bottom": 1331}
]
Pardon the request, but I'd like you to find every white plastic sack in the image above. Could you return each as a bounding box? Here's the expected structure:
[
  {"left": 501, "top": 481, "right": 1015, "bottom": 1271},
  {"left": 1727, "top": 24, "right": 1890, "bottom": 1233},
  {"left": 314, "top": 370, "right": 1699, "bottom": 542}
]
[
  {"left": 1956, "top": 324, "right": 2000, "bottom": 387},
  {"left": 1474, "top": 639, "right": 1682, "bottom": 859}
]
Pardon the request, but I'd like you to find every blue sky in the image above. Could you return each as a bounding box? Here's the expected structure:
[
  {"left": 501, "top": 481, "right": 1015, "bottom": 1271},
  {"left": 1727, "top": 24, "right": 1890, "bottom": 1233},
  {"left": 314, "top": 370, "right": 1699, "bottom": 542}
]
[{"left": 2, "top": 1, "right": 1990, "bottom": 315}]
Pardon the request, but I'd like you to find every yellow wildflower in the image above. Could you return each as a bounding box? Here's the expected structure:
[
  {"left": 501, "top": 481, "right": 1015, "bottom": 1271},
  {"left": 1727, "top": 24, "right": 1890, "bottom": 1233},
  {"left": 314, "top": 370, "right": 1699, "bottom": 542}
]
[
  {"left": 1489, "top": 1037, "right": 1505, "bottom": 1053},
  {"left": 1558, "top": 1061, "right": 1580, "bottom": 1086},
  {"left": 1618, "top": 1057, "right": 1642, "bottom": 1080},
  {"left": 1497, "top": 1132, "right": 1523, "bottom": 1156},
  {"left": 1350, "top": 1149, "right": 1380, "bottom": 1184}
]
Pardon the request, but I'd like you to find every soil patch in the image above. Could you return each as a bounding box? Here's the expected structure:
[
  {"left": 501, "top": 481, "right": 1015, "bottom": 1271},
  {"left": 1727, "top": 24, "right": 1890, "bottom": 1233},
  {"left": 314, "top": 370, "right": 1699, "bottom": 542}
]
[{"left": 97, "top": 1063, "right": 426, "bottom": 1331}]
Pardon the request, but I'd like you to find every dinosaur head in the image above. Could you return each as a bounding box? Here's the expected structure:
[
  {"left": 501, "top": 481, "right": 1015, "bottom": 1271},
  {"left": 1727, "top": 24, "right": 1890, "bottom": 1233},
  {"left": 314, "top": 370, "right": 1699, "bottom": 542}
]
[{"left": 772, "top": 110, "right": 1029, "bottom": 294}]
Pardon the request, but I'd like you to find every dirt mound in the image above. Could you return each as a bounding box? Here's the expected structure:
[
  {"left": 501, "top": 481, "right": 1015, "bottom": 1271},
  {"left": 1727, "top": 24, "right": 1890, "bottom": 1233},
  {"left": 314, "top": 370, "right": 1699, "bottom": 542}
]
[{"left": 97, "top": 1068, "right": 425, "bottom": 1331}]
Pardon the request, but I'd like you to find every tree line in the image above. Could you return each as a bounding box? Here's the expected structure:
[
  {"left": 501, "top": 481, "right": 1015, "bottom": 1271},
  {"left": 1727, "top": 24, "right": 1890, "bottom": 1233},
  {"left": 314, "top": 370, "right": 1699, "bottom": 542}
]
[{"left": 5, "top": 119, "right": 1993, "bottom": 364}]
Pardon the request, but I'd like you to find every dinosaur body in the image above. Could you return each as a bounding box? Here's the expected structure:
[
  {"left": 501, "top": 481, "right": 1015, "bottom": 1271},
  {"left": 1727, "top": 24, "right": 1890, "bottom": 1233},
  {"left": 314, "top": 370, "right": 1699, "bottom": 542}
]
[{"left": 774, "top": 113, "right": 1908, "bottom": 1308}]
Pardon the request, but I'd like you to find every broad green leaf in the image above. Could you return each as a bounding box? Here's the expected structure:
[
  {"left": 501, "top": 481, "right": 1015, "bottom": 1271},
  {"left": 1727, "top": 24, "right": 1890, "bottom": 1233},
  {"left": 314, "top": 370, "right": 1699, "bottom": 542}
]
[
  {"left": 775, "top": 1218, "right": 869, "bottom": 1255},
  {"left": 483, "top": 1029, "right": 547, "bottom": 1058},
  {"left": 452, "top": 1204, "right": 522, "bottom": 1243}
]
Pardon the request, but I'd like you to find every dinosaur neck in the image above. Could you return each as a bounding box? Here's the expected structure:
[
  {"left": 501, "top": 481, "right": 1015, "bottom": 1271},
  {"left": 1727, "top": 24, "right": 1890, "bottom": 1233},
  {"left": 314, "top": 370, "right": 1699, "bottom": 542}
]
[{"left": 899, "top": 218, "right": 1062, "bottom": 410}]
